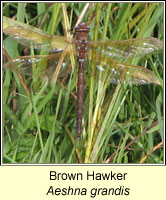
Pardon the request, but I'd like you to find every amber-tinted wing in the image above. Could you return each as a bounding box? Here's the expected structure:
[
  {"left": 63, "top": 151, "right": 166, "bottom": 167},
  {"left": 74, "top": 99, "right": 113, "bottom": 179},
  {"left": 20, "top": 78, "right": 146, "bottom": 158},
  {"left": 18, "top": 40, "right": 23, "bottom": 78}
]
[
  {"left": 3, "top": 23, "right": 162, "bottom": 86},
  {"left": 3, "top": 25, "right": 75, "bottom": 52},
  {"left": 3, "top": 52, "right": 74, "bottom": 89},
  {"left": 3, "top": 24, "right": 76, "bottom": 88},
  {"left": 4, "top": 50, "right": 160, "bottom": 86},
  {"left": 88, "top": 53, "right": 161, "bottom": 85},
  {"left": 87, "top": 37, "right": 162, "bottom": 85},
  {"left": 89, "top": 37, "right": 163, "bottom": 59}
]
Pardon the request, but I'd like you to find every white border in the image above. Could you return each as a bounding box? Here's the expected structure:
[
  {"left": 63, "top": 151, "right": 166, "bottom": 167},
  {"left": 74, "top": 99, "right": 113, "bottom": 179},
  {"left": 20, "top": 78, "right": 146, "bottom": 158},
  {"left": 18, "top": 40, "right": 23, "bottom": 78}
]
[{"left": 1, "top": 1, "right": 165, "bottom": 166}]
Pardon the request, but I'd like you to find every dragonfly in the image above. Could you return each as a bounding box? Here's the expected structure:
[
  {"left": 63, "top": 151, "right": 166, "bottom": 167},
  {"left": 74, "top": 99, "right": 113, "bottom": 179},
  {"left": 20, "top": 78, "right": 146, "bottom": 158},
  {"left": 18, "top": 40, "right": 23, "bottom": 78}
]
[{"left": 3, "top": 21, "right": 163, "bottom": 139}]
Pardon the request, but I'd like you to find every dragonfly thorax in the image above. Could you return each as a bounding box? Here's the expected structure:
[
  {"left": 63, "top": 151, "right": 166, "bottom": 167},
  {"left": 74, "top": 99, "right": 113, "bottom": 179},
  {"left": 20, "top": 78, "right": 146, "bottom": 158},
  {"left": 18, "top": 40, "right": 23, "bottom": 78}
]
[{"left": 75, "top": 31, "right": 89, "bottom": 60}]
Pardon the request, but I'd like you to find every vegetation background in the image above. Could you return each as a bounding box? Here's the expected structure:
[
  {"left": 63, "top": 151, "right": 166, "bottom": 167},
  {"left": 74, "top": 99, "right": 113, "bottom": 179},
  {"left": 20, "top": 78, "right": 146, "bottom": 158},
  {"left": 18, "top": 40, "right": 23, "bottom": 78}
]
[{"left": 3, "top": 2, "right": 163, "bottom": 163}]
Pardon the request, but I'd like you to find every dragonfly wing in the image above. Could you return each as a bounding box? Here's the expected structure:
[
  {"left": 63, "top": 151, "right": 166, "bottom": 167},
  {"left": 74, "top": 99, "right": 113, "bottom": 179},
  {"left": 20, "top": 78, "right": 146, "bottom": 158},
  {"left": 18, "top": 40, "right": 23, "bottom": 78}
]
[
  {"left": 3, "top": 26, "right": 74, "bottom": 52},
  {"left": 89, "top": 53, "right": 160, "bottom": 85},
  {"left": 3, "top": 52, "right": 75, "bottom": 87},
  {"left": 89, "top": 37, "right": 163, "bottom": 59}
]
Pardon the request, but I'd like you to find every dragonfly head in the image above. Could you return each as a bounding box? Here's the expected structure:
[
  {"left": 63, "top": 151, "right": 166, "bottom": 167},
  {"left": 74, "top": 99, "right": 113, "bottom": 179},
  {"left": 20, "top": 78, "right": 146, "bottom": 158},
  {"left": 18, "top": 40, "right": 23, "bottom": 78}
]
[{"left": 75, "top": 22, "right": 90, "bottom": 33}]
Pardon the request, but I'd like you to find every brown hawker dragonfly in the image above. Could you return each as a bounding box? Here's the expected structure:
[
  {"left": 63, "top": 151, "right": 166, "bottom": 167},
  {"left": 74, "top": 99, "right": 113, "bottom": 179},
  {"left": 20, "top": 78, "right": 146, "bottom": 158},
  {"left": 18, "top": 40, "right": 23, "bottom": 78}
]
[{"left": 3, "top": 19, "right": 163, "bottom": 139}]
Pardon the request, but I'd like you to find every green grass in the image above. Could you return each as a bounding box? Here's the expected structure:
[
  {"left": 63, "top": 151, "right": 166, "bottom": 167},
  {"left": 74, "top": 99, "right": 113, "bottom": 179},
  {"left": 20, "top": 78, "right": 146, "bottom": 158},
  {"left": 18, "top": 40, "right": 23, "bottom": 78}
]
[{"left": 3, "top": 2, "right": 163, "bottom": 163}]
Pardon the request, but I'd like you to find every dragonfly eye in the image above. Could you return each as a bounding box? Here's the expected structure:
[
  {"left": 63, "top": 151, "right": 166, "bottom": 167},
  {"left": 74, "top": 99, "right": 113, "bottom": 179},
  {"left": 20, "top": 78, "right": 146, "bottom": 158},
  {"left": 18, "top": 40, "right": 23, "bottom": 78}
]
[
  {"left": 76, "top": 22, "right": 85, "bottom": 28},
  {"left": 75, "top": 23, "right": 90, "bottom": 32},
  {"left": 79, "top": 22, "right": 85, "bottom": 26},
  {"left": 78, "top": 58, "right": 85, "bottom": 62}
]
